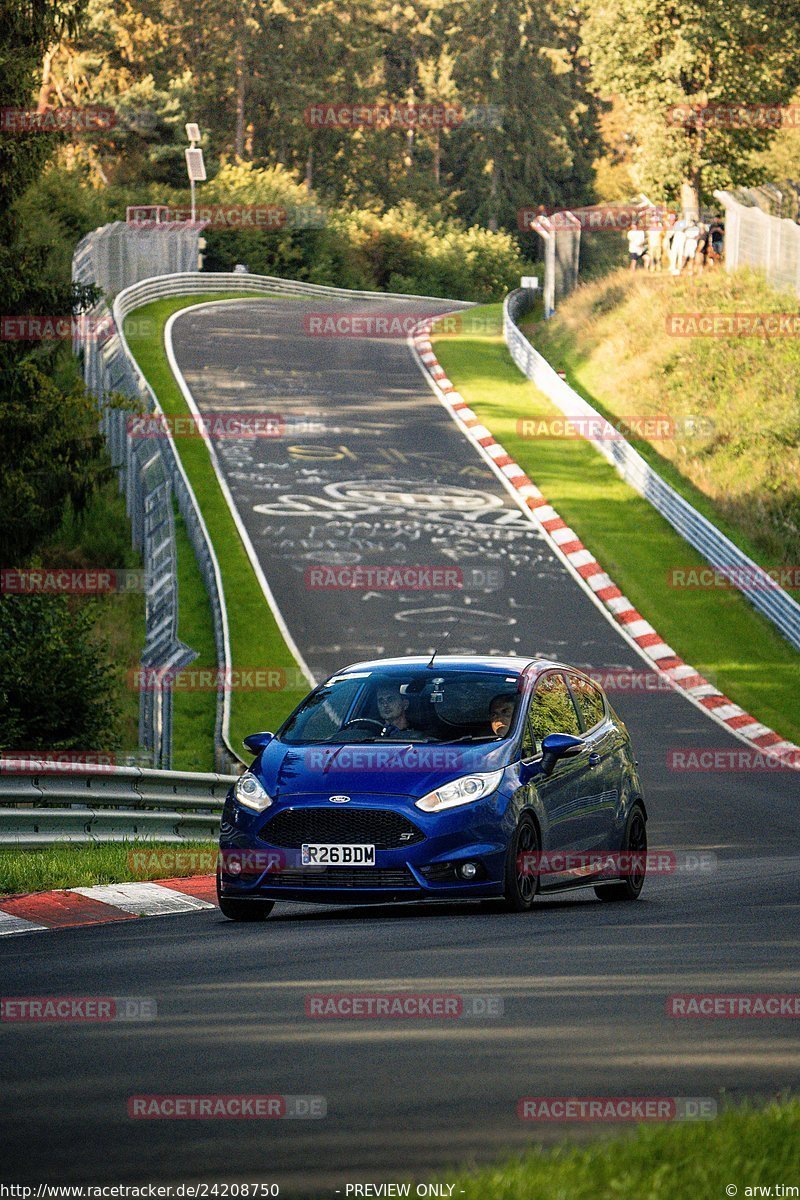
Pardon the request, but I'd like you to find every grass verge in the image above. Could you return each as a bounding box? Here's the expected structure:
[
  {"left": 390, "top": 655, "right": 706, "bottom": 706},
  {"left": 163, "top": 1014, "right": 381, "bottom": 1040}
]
[
  {"left": 172, "top": 502, "right": 217, "bottom": 773},
  {"left": 124, "top": 293, "right": 309, "bottom": 762},
  {"left": 433, "top": 304, "right": 800, "bottom": 745},
  {"left": 0, "top": 841, "right": 217, "bottom": 895},
  {"left": 445, "top": 1100, "right": 799, "bottom": 1199},
  {"left": 520, "top": 267, "right": 800, "bottom": 568}
]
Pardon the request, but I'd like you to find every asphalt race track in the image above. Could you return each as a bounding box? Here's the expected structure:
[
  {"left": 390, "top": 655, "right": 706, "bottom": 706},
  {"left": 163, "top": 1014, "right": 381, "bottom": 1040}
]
[{"left": 2, "top": 295, "right": 798, "bottom": 1194}]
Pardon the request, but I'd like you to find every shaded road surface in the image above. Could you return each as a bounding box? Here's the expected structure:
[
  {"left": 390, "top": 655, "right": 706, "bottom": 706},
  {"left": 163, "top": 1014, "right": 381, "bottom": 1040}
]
[{"left": 2, "top": 294, "right": 797, "bottom": 1194}]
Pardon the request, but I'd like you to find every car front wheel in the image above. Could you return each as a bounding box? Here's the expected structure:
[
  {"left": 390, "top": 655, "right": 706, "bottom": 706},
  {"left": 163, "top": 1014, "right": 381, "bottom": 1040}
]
[
  {"left": 217, "top": 870, "right": 275, "bottom": 921},
  {"left": 503, "top": 813, "right": 539, "bottom": 912},
  {"left": 594, "top": 803, "right": 647, "bottom": 902}
]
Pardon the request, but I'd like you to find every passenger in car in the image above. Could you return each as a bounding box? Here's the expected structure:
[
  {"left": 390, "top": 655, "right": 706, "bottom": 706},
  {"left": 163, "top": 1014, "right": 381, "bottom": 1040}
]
[{"left": 488, "top": 694, "right": 515, "bottom": 737}]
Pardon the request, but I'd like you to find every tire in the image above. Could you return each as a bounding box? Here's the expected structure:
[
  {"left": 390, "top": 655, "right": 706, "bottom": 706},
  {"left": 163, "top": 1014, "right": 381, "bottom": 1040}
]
[
  {"left": 594, "top": 804, "right": 647, "bottom": 902},
  {"left": 217, "top": 870, "right": 275, "bottom": 921},
  {"left": 503, "top": 813, "right": 540, "bottom": 912}
]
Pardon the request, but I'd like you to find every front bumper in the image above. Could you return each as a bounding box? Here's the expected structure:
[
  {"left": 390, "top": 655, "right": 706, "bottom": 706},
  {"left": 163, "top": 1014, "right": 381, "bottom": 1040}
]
[{"left": 218, "top": 791, "right": 511, "bottom": 904}]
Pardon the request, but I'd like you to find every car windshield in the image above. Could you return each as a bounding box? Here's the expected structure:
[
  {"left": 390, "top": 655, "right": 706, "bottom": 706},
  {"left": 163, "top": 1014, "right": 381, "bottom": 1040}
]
[{"left": 278, "top": 669, "right": 522, "bottom": 745}]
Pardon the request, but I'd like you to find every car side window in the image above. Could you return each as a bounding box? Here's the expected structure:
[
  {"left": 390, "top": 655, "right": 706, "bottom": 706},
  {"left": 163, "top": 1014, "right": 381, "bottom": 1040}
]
[
  {"left": 528, "top": 672, "right": 581, "bottom": 752},
  {"left": 569, "top": 675, "right": 606, "bottom": 731},
  {"left": 520, "top": 711, "right": 536, "bottom": 759}
]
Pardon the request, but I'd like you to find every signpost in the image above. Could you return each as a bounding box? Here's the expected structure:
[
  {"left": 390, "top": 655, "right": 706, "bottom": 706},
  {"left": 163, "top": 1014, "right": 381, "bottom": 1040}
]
[{"left": 184, "top": 124, "right": 206, "bottom": 223}]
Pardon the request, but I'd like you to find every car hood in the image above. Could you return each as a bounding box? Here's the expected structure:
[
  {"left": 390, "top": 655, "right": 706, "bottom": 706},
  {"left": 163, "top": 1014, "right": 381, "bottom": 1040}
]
[{"left": 254, "top": 738, "right": 513, "bottom": 801}]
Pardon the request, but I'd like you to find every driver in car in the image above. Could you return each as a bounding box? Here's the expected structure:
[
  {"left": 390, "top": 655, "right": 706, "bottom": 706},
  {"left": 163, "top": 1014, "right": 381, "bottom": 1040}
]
[
  {"left": 488, "top": 694, "right": 515, "bottom": 737},
  {"left": 376, "top": 684, "right": 414, "bottom": 737}
]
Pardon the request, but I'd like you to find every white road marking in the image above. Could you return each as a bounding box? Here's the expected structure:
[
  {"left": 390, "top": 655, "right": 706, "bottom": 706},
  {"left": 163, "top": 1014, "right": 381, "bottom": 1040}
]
[
  {"left": 70, "top": 882, "right": 215, "bottom": 915},
  {"left": 0, "top": 911, "right": 49, "bottom": 937}
]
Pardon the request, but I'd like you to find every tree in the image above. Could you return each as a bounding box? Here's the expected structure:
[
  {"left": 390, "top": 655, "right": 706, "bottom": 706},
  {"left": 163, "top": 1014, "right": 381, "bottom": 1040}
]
[
  {"left": 0, "top": 360, "right": 109, "bottom": 563},
  {"left": 445, "top": 0, "right": 601, "bottom": 232},
  {"left": 0, "top": 596, "right": 120, "bottom": 750},
  {"left": 0, "top": 0, "right": 86, "bottom": 221},
  {"left": 579, "top": 0, "right": 800, "bottom": 213}
]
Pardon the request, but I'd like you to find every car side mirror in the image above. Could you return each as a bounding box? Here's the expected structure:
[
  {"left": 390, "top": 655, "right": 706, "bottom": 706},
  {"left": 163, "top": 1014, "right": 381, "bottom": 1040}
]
[
  {"left": 243, "top": 731, "right": 273, "bottom": 754},
  {"left": 540, "top": 732, "right": 584, "bottom": 777}
]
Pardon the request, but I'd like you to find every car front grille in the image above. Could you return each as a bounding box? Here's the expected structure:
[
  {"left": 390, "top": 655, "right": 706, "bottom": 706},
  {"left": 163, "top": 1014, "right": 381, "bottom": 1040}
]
[
  {"left": 259, "top": 806, "right": 425, "bottom": 849},
  {"left": 268, "top": 867, "right": 418, "bottom": 889}
]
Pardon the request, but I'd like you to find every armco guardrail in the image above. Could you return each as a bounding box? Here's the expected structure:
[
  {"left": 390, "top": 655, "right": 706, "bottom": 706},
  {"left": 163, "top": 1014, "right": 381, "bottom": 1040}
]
[
  {"left": 0, "top": 761, "right": 236, "bottom": 848},
  {"left": 114, "top": 270, "right": 469, "bottom": 307},
  {"left": 503, "top": 289, "right": 800, "bottom": 651}
]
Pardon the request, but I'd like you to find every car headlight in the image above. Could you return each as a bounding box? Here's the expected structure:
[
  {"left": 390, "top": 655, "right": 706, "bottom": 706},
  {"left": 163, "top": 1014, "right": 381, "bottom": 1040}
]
[
  {"left": 234, "top": 770, "right": 273, "bottom": 812},
  {"left": 415, "top": 769, "right": 503, "bottom": 813}
]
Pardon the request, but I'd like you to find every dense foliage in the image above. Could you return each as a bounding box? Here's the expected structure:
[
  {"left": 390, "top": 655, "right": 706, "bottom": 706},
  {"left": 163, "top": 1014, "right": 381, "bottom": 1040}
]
[
  {"left": 0, "top": 595, "right": 120, "bottom": 750},
  {"left": 199, "top": 163, "right": 530, "bottom": 298},
  {"left": 579, "top": 0, "right": 800, "bottom": 209},
  {"left": 0, "top": 0, "right": 130, "bottom": 752},
  {"left": 39, "top": 0, "right": 602, "bottom": 228}
]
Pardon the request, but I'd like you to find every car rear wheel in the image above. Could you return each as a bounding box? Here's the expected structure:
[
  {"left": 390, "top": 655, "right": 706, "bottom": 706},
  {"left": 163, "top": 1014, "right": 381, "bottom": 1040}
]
[
  {"left": 594, "top": 803, "right": 647, "bottom": 902},
  {"left": 217, "top": 869, "right": 275, "bottom": 921},
  {"left": 503, "top": 813, "right": 539, "bottom": 912}
]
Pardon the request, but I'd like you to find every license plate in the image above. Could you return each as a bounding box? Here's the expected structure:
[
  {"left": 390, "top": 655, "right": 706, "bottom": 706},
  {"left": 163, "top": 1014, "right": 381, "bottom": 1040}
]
[{"left": 301, "top": 843, "right": 376, "bottom": 866}]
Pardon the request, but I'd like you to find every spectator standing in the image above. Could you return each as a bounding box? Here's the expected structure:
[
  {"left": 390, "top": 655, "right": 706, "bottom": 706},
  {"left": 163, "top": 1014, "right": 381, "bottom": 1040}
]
[
  {"left": 706, "top": 219, "right": 725, "bottom": 268},
  {"left": 647, "top": 211, "right": 664, "bottom": 270},
  {"left": 669, "top": 215, "right": 688, "bottom": 274},
  {"left": 627, "top": 226, "right": 647, "bottom": 269},
  {"left": 681, "top": 218, "right": 704, "bottom": 274}
]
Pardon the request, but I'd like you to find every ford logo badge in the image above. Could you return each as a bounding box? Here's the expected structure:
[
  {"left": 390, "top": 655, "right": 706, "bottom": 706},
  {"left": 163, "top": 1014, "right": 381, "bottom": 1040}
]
[{"left": 329, "top": 795, "right": 351, "bottom": 804}]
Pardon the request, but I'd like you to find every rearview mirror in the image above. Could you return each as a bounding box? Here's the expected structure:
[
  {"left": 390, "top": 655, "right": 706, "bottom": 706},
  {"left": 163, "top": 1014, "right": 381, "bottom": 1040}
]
[
  {"left": 243, "top": 731, "right": 273, "bottom": 754},
  {"left": 541, "top": 732, "right": 584, "bottom": 776}
]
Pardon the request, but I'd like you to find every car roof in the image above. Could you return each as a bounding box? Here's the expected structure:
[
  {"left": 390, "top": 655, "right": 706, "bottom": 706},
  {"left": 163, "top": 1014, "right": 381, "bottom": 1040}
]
[{"left": 332, "top": 654, "right": 566, "bottom": 678}]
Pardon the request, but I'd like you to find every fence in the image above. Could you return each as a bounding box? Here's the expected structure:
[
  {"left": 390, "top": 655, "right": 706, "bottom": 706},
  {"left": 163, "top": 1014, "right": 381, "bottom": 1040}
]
[
  {"left": 532, "top": 212, "right": 581, "bottom": 318},
  {"left": 72, "top": 220, "right": 200, "bottom": 298},
  {"left": 0, "top": 759, "right": 235, "bottom": 848},
  {"left": 715, "top": 189, "right": 800, "bottom": 299},
  {"left": 504, "top": 289, "right": 800, "bottom": 651},
  {"left": 72, "top": 224, "right": 205, "bottom": 770}
]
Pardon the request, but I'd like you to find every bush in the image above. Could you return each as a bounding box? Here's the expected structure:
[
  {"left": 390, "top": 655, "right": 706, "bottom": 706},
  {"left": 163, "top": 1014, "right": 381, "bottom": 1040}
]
[
  {"left": 0, "top": 362, "right": 113, "bottom": 563},
  {"left": 0, "top": 595, "right": 121, "bottom": 751},
  {"left": 199, "top": 162, "right": 535, "bottom": 300}
]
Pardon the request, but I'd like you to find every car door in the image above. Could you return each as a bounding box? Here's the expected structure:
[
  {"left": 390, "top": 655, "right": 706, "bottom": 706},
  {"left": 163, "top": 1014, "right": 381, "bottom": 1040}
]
[
  {"left": 565, "top": 672, "right": 621, "bottom": 850},
  {"left": 522, "top": 670, "right": 595, "bottom": 860}
]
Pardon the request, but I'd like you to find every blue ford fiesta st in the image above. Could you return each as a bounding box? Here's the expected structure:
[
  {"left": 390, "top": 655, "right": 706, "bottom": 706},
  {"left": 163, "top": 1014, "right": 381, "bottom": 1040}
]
[{"left": 217, "top": 655, "right": 647, "bottom": 920}]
